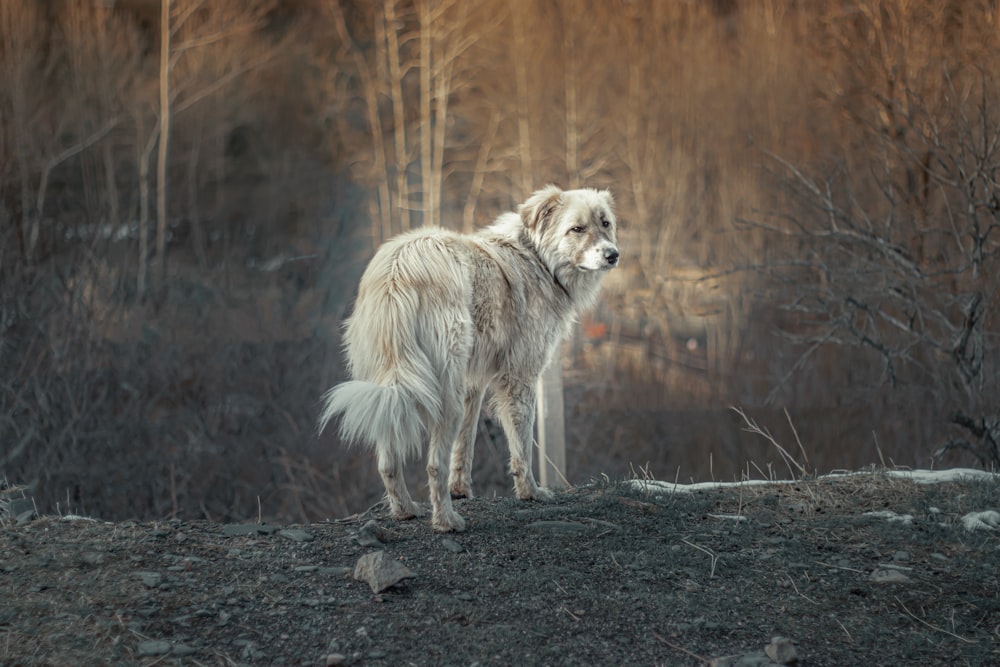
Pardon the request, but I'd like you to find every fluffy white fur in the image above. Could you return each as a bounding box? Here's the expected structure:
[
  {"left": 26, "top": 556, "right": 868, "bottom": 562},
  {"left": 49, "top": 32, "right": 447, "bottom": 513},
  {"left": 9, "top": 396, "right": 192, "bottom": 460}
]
[{"left": 319, "top": 185, "right": 619, "bottom": 531}]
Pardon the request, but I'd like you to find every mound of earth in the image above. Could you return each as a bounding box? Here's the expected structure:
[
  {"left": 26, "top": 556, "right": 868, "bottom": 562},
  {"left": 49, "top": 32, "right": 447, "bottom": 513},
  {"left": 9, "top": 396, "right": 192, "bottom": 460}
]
[{"left": 1, "top": 474, "right": 998, "bottom": 666}]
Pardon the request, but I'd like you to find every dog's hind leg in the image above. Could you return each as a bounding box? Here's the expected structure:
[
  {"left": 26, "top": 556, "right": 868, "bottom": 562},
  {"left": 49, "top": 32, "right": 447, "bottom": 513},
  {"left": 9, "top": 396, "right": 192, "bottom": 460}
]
[
  {"left": 428, "top": 401, "right": 467, "bottom": 531},
  {"left": 377, "top": 447, "right": 423, "bottom": 520},
  {"left": 493, "top": 378, "right": 554, "bottom": 502},
  {"left": 449, "top": 387, "right": 485, "bottom": 499}
]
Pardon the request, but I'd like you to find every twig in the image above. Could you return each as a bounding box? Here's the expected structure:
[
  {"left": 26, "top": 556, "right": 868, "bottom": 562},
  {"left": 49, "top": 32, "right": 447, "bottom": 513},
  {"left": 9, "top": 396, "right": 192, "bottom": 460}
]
[
  {"left": 873, "top": 430, "right": 887, "bottom": 468},
  {"left": 894, "top": 596, "right": 977, "bottom": 644},
  {"left": 833, "top": 615, "right": 853, "bottom": 641},
  {"left": 681, "top": 539, "right": 718, "bottom": 578},
  {"left": 814, "top": 560, "right": 865, "bottom": 574},
  {"left": 559, "top": 606, "right": 581, "bottom": 622},
  {"left": 652, "top": 632, "right": 709, "bottom": 663},
  {"left": 784, "top": 573, "right": 819, "bottom": 605},
  {"left": 784, "top": 407, "right": 811, "bottom": 474}
]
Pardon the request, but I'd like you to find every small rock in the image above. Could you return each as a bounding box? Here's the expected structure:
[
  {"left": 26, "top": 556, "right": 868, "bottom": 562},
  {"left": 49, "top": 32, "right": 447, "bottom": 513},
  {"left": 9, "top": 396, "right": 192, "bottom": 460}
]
[
  {"left": 525, "top": 520, "right": 588, "bottom": 534},
  {"left": 81, "top": 551, "right": 106, "bottom": 566},
  {"left": 709, "top": 652, "right": 771, "bottom": 667},
  {"left": 319, "top": 566, "right": 352, "bottom": 577},
  {"left": 961, "top": 510, "right": 1000, "bottom": 532},
  {"left": 325, "top": 653, "right": 348, "bottom": 666},
  {"left": 8, "top": 498, "right": 35, "bottom": 525},
  {"left": 172, "top": 644, "right": 197, "bottom": 656},
  {"left": 295, "top": 565, "right": 319, "bottom": 572},
  {"left": 356, "top": 521, "right": 385, "bottom": 547},
  {"left": 870, "top": 568, "right": 913, "bottom": 584},
  {"left": 440, "top": 538, "right": 464, "bottom": 553},
  {"left": 765, "top": 636, "right": 798, "bottom": 665},
  {"left": 222, "top": 524, "right": 271, "bottom": 537},
  {"left": 136, "top": 640, "right": 173, "bottom": 657},
  {"left": 892, "top": 550, "right": 910, "bottom": 562},
  {"left": 279, "top": 528, "right": 314, "bottom": 543},
  {"left": 136, "top": 571, "right": 163, "bottom": 588},
  {"left": 353, "top": 551, "right": 415, "bottom": 593}
]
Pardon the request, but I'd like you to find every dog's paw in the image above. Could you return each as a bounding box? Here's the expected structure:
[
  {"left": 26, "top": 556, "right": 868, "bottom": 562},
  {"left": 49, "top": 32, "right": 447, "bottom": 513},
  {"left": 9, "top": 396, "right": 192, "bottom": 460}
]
[
  {"left": 532, "top": 486, "right": 555, "bottom": 502},
  {"left": 432, "top": 510, "right": 467, "bottom": 533},
  {"left": 391, "top": 500, "right": 426, "bottom": 520},
  {"left": 516, "top": 485, "right": 555, "bottom": 502},
  {"left": 449, "top": 483, "right": 474, "bottom": 500}
]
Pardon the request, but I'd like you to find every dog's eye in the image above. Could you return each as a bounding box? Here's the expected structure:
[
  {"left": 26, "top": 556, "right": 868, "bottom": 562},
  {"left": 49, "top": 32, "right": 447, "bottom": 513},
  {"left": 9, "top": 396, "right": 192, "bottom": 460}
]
[
  {"left": 569, "top": 226, "right": 585, "bottom": 234},
  {"left": 601, "top": 218, "right": 610, "bottom": 228}
]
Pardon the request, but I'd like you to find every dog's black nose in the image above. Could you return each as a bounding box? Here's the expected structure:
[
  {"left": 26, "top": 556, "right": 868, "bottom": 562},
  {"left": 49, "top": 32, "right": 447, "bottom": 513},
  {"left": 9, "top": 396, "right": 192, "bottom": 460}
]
[{"left": 604, "top": 248, "right": 619, "bottom": 266}]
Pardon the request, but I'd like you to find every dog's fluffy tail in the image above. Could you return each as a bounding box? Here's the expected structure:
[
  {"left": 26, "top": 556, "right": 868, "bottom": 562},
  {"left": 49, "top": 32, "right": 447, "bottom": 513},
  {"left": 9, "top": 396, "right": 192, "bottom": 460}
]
[
  {"left": 318, "top": 263, "right": 444, "bottom": 463},
  {"left": 318, "top": 380, "right": 430, "bottom": 462}
]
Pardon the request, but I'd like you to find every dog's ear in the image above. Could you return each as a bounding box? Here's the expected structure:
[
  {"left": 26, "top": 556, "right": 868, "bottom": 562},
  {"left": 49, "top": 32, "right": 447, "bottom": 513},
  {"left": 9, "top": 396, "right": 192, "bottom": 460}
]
[
  {"left": 600, "top": 189, "right": 615, "bottom": 211},
  {"left": 519, "top": 185, "right": 563, "bottom": 231}
]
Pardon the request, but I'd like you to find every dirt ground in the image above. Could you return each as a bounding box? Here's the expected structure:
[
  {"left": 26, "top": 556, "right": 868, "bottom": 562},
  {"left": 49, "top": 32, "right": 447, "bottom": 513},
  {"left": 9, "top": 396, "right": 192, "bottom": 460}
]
[{"left": 1, "top": 473, "right": 998, "bottom": 667}]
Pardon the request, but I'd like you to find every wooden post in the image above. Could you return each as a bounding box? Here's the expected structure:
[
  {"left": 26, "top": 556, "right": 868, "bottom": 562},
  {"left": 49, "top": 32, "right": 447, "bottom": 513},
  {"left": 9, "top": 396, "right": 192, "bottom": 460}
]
[{"left": 536, "top": 356, "right": 567, "bottom": 489}]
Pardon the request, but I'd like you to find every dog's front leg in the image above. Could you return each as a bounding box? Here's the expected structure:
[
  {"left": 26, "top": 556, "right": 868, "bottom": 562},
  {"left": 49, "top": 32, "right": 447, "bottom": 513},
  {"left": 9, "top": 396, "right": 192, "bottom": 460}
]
[{"left": 494, "top": 379, "right": 554, "bottom": 502}]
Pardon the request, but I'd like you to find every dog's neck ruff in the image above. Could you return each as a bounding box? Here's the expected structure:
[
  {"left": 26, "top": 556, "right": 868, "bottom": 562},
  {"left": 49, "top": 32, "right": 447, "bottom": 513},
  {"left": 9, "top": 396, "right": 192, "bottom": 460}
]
[
  {"left": 550, "top": 269, "right": 572, "bottom": 299},
  {"left": 519, "top": 230, "right": 573, "bottom": 301}
]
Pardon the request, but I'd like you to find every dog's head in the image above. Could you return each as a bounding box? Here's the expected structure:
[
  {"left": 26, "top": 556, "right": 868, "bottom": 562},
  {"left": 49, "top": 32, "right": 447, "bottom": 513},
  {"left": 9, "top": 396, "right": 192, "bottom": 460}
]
[{"left": 519, "top": 185, "right": 620, "bottom": 273}]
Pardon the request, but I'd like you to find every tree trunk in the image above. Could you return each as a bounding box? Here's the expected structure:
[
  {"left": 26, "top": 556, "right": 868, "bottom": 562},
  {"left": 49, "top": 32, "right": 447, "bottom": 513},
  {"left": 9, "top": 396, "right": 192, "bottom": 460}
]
[
  {"left": 155, "top": 0, "right": 171, "bottom": 295},
  {"left": 511, "top": 1, "right": 532, "bottom": 199}
]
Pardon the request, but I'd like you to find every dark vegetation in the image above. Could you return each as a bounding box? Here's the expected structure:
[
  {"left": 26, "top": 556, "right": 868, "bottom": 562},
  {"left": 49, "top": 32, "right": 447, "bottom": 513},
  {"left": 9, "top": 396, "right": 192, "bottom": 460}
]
[{"left": 2, "top": 0, "right": 999, "bottom": 524}]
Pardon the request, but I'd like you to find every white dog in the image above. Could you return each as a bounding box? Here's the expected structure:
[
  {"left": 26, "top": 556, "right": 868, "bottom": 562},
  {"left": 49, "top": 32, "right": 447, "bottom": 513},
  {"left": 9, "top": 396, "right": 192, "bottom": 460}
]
[{"left": 319, "top": 186, "right": 619, "bottom": 531}]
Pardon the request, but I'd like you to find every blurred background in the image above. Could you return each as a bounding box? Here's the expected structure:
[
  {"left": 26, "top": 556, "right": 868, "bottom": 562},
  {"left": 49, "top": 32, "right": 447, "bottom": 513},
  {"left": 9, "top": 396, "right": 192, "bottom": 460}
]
[{"left": 2, "top": 0, "right": 999, "bottom": 523}]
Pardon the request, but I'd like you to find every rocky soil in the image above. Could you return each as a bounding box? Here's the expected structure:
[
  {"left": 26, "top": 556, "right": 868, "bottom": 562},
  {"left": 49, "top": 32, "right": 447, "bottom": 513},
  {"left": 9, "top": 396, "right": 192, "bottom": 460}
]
[{"left": 1, "top": 473, "right": 998, "bottom": 666}]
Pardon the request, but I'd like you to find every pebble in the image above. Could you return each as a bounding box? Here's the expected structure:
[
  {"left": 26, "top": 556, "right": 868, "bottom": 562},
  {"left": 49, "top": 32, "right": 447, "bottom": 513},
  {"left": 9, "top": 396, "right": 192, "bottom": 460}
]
[
  {"left": 222, "top": 524, "right": 276, "bottom": 537},
  {"left": 870, "top": 568, "right": 913, "bottom": 584},
  {"left": 356, "top": 521, "right": 385, "bottom": 547},
  {"left": 440, "top": 538, "right": 464, "bottom": 553},
  {"left": 81, "top": 551, "right": 105, "bottom": 566},
  {"left": 136, "top": 640, "right": 172, "bottom": 657},
  {"left": 525, "top": 520, "right": 588, "bottom": 534},
  {"left": 279, "top": 529, "right": 315, "bottom": 543},
  {"left": 325, "top": 653, "right": 347, "bottom": 666},
  {"left": 765, "top": 636, "right": 798, "bottom": 665},
  {"left": 709, "top": 651, "right": 772, "bottom": 667},
  {"left": 137, "top": 571, "right": 163, "bottom": 588}
]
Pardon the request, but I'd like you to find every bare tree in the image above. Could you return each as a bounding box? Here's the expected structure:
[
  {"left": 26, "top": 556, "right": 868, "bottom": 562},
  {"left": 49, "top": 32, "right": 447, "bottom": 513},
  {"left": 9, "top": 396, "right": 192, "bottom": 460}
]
[
  {"left": 755, "top": 66, "right": 1000, "bottom": 467},
  {"left": 323, "top": 0, "right": 497, "bottom": 244},
  {"left": 135, "top": 0, "right": 276, "bottom": 296},
  {"left": 0, "top": 1, "right": 132, "bottom": 261}
]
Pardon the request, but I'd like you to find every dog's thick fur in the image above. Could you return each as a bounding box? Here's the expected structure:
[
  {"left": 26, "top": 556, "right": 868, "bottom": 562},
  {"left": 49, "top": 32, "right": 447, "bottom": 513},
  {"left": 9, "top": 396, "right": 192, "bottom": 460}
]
[{"left": 319, "top": 186, "right": 619, "bottom": 531}]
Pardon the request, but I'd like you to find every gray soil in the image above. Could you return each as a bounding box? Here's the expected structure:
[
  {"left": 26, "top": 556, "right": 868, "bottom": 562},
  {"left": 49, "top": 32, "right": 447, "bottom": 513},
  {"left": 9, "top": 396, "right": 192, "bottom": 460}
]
[{"left": 1, "top": 475, "right": 998, "bottom": 666}]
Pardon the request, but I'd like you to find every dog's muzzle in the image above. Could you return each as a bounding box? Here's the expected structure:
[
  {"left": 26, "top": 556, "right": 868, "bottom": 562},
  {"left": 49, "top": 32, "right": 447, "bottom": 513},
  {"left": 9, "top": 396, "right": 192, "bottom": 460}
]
[{"left": 604, "top": 247, "right": 620, "bottom": 267}]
